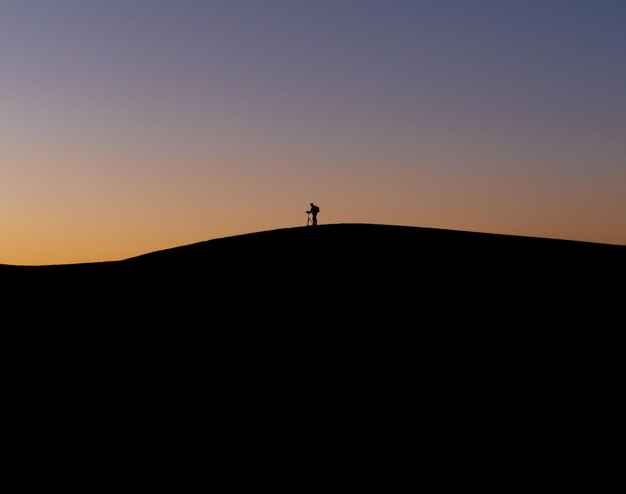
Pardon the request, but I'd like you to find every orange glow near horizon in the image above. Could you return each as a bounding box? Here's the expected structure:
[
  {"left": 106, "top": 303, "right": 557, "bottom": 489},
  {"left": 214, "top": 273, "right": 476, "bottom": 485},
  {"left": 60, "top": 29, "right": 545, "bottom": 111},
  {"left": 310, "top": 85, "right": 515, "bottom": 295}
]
[
  {"left": 2, "top": 2, "right": 625, "bottom": 265},
  {"left": 3, "top": 149, "right": 624, "bottom": 266}
]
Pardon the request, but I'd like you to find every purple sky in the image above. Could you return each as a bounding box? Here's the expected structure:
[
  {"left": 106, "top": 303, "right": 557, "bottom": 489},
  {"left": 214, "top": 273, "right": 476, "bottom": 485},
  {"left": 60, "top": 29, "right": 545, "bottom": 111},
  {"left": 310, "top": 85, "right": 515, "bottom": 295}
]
[{"left": 2, "top": 1, "right": 625, "bottom": 264}]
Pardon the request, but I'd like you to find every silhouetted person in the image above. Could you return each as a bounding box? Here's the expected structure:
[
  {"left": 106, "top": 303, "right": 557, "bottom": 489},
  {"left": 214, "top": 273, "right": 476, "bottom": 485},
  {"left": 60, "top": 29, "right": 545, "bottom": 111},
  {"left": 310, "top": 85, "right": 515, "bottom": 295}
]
[{"left": 307, "top": 203, "right": 320, "bottom": 226}]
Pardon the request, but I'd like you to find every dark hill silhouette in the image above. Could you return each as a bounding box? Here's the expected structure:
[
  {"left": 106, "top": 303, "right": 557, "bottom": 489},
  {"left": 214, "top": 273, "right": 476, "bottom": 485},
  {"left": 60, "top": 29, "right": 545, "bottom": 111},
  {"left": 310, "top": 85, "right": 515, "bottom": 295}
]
[
  {"left": 5, "top": 222, "right": 623, "bottom": 395},
  {"left": 4, "top": 223, "right": 622, "bottom": 453},
  {"left": 3, "top": 223, "right": 623, "bottom": 315},
  {"left": 3, "top": 222, "right": 623, "bottom": 274}
]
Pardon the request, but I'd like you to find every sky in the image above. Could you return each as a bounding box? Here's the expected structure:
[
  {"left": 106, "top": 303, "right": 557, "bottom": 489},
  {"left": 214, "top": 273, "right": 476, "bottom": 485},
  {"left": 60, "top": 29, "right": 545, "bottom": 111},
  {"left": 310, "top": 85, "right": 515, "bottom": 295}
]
[{"left": 2, "top": 0, "right": 625, "bottom": 265}]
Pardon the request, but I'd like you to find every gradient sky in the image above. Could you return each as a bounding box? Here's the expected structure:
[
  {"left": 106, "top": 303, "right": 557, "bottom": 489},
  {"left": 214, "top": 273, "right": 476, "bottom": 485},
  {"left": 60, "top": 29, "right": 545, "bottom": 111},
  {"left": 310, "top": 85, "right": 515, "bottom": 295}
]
[{"left": 2, "top": 0, "right": 625, "bottom": 265}]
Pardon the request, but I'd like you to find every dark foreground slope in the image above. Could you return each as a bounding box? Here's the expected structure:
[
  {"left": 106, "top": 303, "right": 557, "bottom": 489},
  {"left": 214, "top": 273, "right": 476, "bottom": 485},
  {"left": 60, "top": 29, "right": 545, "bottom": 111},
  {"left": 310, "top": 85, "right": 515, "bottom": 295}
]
[
  {"left": 3, "top": 223, "right": 623, "bottom": 316},
  {"left": 3, "top": 223, "right": 623, "bottom": 462}
]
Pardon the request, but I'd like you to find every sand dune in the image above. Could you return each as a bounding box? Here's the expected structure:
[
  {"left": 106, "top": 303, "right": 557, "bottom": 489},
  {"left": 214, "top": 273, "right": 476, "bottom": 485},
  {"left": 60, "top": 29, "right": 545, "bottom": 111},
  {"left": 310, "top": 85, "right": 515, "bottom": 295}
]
[{"left": 3, "top": 224, "right": 622, "bottom": 313}]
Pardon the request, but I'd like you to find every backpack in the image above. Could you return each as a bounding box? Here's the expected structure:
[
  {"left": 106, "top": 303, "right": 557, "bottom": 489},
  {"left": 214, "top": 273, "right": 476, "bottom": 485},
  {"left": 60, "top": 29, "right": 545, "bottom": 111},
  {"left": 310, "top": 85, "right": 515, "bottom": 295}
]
[{"left": 312, "top": 205, "right": 320, "bottom": 214}]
